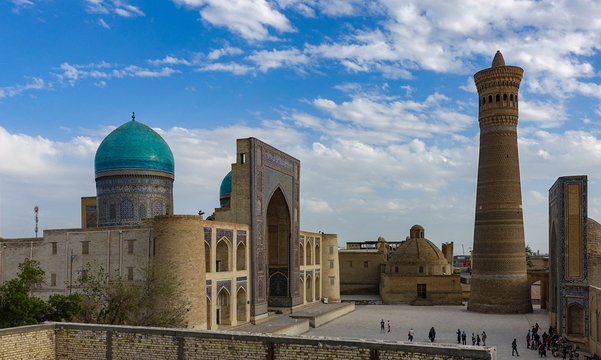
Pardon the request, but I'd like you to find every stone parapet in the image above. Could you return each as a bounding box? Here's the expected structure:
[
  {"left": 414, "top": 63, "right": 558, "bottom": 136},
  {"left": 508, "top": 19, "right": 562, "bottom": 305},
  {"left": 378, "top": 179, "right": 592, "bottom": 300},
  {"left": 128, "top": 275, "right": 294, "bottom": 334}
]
[{"left": 0, "top": 323, "right": 496, "bottom": 360}]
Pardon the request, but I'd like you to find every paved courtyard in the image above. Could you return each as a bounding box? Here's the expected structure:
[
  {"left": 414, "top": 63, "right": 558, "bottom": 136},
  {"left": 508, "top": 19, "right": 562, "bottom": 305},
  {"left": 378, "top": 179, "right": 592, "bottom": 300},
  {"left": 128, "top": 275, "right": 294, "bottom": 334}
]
[{"left": 304, "top": 304, "right": 549, "bottom": 360}]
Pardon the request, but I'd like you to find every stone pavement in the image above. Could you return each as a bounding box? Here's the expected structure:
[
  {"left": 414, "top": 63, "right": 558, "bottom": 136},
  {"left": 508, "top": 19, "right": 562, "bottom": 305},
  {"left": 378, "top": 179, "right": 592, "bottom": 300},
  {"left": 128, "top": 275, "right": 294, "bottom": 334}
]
[{"left": 304, "top": 304, "right": 549, "bottom": 360}]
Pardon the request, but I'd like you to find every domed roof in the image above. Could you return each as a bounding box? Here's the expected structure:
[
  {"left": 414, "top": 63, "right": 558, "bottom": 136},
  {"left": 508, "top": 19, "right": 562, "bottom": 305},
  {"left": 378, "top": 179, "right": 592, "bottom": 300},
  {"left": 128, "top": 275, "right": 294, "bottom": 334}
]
[
  {"left": 95, "top": 115, "right": 174, "bottom": 176},
  {"left": 220, "top": 171, "right": 232, "bottom": 197},
  {"left": 389, "top": 238, "right": 447, "bottom": 265},
  {"left": 219, "top": 171, "right": 232, "bottom": 207}
]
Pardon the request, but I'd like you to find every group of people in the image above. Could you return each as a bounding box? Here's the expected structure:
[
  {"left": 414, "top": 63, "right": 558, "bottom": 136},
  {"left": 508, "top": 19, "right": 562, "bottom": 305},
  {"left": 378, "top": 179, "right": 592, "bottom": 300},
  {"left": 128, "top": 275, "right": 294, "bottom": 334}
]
[
  {"left": 379, "top": 322, "right": 490, "bottom": 346},
  {"left": 515, "top": 323, "right": 558, "bottom": 357},
  {"left": 457, "top": 329, "right": 487, "bottom": 346}
]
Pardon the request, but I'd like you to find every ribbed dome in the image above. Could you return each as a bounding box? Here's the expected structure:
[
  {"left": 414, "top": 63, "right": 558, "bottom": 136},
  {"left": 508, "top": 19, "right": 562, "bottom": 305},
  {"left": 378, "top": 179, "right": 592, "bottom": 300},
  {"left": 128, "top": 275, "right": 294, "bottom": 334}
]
[
  {"left": 95, "top": 117, "right": 174, "bottom": 176},
  {"left": 219, "top": 171, "right": 232, "bottom": 207}
]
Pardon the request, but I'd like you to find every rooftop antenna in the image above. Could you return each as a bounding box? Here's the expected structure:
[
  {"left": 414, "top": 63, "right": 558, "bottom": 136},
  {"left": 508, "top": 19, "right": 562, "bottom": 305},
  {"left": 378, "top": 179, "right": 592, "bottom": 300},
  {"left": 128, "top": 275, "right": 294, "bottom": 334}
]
[{"left": 34, "top": 206, "right": 39, "bottom": 238}]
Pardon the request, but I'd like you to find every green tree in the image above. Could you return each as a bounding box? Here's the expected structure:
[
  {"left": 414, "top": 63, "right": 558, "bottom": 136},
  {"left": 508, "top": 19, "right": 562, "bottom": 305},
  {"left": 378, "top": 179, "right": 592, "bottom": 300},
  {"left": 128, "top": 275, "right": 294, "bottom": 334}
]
[
  {"left": 0, "top": 259, "right": 81, "bottom": 328},
  {"left": 76, "top": 260, "right": 187, "bottom": 327},
  {"left": 525, "top": 245, "right": 534, "bottom": 268}
]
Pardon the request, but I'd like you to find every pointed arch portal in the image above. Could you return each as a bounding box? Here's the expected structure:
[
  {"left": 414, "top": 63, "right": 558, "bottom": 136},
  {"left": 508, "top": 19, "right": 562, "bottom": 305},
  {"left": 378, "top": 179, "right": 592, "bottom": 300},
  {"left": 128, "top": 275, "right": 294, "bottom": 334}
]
[{"left": 267, "top": 187, "right": 291, "bottom": 307}]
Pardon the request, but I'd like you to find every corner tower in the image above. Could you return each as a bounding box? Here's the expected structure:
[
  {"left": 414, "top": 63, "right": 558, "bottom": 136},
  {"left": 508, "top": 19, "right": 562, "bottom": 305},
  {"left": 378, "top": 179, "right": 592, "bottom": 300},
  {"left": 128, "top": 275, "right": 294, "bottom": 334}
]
[
  {"left": 94, "top": 113, "right": 174, "bottom": 227},
  {"left": 468, "top": 51, "right": 532, "bottom": 313}
]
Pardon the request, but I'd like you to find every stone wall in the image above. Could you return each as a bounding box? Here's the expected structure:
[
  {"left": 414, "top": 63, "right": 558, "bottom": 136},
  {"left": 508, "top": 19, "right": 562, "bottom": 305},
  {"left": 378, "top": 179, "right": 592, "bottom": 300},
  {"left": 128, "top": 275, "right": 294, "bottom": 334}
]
[
  {"left": 0, "top": 323, "right": 496, "bottom": 360},
  {"left": 380, "top": 274, "right": 462, "bottom": 305},
  {"left": 339, "top": 249, "right": 386, "bottom": 294},
  {"left": 0, "top": 324, "right": 55, "bottom": 359}
]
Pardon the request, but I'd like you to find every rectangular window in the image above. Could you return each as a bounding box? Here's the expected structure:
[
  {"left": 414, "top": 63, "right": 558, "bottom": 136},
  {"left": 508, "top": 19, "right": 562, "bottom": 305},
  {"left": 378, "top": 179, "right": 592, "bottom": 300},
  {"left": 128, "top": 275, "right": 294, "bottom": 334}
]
[
  {"left": 329, "top": 260, "right": 334, "bottom": 269},
  {"left": 51, "top": 242, "right": 57, "bottom": 255},
  {"left": 329, "top": 246, "right": 333, "bottom": 254},
  {"left": 126, "top": 240, "right": 134, "bottom": 254},
  {"left": 51, "top": 273, "right": 57, "bottom": 287},
  {"left": 329, "top": 276, "right": 335, "bottom": 285},
  {"left": 81, "top": 241, "right": 89, "bottom": 255},
  {"left": 240, "top": 153, "right": 246, "bottom": 164},
  {"left": 127, "top": 267, "right": 134, "bottom": 281},
  {"left": 364, "top": 261, "right": 369, "bottom": 268}
]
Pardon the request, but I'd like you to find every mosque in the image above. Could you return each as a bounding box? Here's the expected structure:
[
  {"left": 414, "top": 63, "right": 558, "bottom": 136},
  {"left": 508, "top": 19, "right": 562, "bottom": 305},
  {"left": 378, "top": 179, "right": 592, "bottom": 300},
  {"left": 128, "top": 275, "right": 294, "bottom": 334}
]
[{"left": 0, "top": 114, "right": 341, "bottom": 329}]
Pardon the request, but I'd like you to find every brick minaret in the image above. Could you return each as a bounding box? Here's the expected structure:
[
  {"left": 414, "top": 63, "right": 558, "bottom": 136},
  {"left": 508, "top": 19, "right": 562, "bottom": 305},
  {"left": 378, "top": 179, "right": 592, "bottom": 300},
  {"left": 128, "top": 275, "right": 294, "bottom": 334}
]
[{"left": 468, "top": 51, "right": 532, "bottom": 313}]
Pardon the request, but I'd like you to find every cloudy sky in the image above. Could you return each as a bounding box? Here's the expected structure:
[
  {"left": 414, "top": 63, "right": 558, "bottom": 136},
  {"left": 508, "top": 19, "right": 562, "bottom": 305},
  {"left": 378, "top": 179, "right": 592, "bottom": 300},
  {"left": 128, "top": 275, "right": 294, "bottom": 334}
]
[{"left": 3, "top": 0, "right": 601, "bottom": 254}]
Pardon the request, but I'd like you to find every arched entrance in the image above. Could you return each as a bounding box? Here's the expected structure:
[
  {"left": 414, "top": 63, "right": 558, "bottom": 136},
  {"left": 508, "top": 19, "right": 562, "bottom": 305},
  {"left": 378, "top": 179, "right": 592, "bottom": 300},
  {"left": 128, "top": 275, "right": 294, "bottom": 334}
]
[
  {"left": 315, "top": 275, "right": 321, "bottom": 301},
  {"left": 267, "top": 188, "right": 291, "bottom": 307},
  {"left": 217, "top": 288, "right": 230, "bottom": 325},
  {"left": 306, "top": 275, "right": 313, "bottom": 303},
  {"left": 567, "top": 303, "right": 584, "bottom": 335},
  {"left": 237, "top": 287, "right": 247, "bottom": 323}
]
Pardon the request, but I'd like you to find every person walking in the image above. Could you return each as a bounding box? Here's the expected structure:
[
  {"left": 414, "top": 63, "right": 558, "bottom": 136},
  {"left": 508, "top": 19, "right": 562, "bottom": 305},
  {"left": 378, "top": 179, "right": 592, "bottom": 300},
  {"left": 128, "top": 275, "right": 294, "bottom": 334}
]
[
  {"left": 409, "top": 328, "right": 415, "bottom": 342},
  {"left": 527, "top": 330, "right": 531, "bottom": 349},
  {"left": 428, "top": 327, "right": 436, "bottom": 343},
  {"left": 380, "top": 319, "right": 385, "bottom": 333},
  {"left": 461, "top": 331, "right": 467, "bottom": 345},
  {"left": 387, "top": 320, "right": 391, "bottom": 333},
  {"left": 456, "top": 329, "right": 461, "bottom": 344},
  {"left": 512, "top": 338, "right": 519, "bottom": 356},
  {"left": 482, "top": 331, "right": 487, "bottom": 346},
  {"left": 476, "top": 334, "right": 481, "bottom": 346},
  {"left": 472, "top": 333, "right": 476, "bottom": 345}
]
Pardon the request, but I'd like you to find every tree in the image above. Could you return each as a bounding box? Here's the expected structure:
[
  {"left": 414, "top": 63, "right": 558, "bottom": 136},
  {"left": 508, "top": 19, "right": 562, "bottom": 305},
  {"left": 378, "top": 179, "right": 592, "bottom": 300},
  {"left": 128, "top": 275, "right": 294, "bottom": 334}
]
[
  {"left": 76, "top": 260, "right": 187, "bottom": 327},
  {"left": 525, "top": 245, "right": 534, "bottom": 268},
  {"left": 0, "top": 259, "right": 81, "bottom": 328}
]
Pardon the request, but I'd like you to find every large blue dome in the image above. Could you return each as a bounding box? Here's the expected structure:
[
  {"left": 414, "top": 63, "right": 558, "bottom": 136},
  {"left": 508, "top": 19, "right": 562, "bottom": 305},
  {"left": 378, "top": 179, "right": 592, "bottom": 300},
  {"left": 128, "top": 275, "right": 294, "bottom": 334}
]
[
  {"left": 95, "top": 118, "right": 174, "bottom": 176},
  {"left": 219, "top": 171, "right": 232, "bottom": 207}
]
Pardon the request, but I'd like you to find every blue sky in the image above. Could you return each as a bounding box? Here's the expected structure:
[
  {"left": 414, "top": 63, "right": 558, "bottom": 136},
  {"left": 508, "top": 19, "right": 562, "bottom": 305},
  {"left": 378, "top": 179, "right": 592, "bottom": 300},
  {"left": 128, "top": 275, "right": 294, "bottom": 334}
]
[{"left": 3, "top": 0, "right": 601, "bottom": 254}]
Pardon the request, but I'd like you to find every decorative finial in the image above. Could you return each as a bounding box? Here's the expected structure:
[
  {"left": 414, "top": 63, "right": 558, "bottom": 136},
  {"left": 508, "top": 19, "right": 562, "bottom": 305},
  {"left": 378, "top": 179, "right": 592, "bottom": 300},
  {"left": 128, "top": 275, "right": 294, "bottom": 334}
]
[
  {"left": 132, "top": 112, "right": 135, "bottom": 121},
  {"left": 491, "top": 50, "right": 505, "bottom": 68}
]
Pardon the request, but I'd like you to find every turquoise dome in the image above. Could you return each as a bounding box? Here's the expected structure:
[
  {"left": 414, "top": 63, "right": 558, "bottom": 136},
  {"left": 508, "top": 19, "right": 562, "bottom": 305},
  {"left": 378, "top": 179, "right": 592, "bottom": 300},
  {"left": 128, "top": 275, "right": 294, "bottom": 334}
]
[
  {"left": 95, "top": 118, "right": 174, "bottom": 175},
  {"left": 219, "top": 171, "right": 232, "bottom": 207}
]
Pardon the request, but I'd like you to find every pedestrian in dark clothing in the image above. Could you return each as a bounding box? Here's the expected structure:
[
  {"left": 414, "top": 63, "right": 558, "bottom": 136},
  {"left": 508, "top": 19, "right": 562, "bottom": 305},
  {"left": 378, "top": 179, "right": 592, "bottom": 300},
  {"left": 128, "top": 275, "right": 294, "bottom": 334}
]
[
  {"left": 527, "top": 330, "right": 531, "bottom": 349},
  {"left": 428, "top": 327, "right": 436, "bottom": 343},
  {"left": 482, "top": 331, "right": 487, "bottom": 346},
  {"left": 472, "top": 333, "right": 476, "bottom": 345},
  {"left": 456, "top": 329, "right": 461, "bottom": 344},
  {"left": 461, "top": 331, "right": 467, "bottom": 345},
  {"left": 477, "top": 334, "right": 481, "bottom": 346},
  {"left": 380, "top": 319, "right": 385, "bottom": 333},
  {"left": 512, "top": 338, "right": 519, "bottom": 356},
  {"left": 387, "top": 320, "right": 390, "bottom": 333}
]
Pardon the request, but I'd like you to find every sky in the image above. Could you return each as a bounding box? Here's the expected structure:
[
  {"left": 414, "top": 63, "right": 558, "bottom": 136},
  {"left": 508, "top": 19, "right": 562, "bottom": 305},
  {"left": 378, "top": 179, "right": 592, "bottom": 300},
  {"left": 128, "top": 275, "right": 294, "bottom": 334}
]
[{"left": 2, "top": 0, "right": 601, "bottom": 255}]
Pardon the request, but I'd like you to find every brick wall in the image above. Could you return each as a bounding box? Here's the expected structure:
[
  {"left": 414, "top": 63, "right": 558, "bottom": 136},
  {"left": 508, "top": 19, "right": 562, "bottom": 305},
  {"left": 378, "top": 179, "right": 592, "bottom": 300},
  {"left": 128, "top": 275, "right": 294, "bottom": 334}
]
[
  {"left": 0, "top": 323, "right": 495, "bottom": 360},
  {"left": 0, "top": 324, "right": 55, "bottom": 359}
]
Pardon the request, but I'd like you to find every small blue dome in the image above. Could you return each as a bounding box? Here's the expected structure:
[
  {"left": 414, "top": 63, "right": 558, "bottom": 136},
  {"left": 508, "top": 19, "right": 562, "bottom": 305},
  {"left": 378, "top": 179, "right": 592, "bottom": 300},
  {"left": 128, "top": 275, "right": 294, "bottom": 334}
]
[
  {"left": 95, "top": 118, "right": 174, "bottom": 176},
  {"left": 219, "top": 171, "right": 232, "bottom": 207}
]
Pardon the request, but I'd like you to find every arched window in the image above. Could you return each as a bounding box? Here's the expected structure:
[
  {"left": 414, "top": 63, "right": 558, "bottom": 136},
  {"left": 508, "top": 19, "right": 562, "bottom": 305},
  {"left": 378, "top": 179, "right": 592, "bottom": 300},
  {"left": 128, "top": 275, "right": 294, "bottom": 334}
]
[
  {"left": 419, "top": 266, "right": 424, "bottom": 273},
  {"left": 120, "top": 199, "right": 134, "bottom": 220},
  {"left": 205, "top": 242, "right": 211, "bottom": 272},
  {"left": 503, "top": 94, "right": 507, "bottom": 101},
  {"left": 510, "top": 94, "right": 514, "bottom": 101},
  {"left": 152, "top": 201, "right": 163, "bottom": 217},
  {"left": 216, "top": 238, "right": 230, "bottom": 272},
  {"left": 236, "top": 243, "right": 246, "bottom": 271},
  {"left": 488, "top": 95, "right": 493, "bottom": 103},
  {"left": 482, "top": 97, "right": 486, "bottom": 104},
  {"left": 496, "top": 94, "right": 500, "bottom": 102},
  {"left": 139, "top": 205, "right": 146, "bottom": 219}
]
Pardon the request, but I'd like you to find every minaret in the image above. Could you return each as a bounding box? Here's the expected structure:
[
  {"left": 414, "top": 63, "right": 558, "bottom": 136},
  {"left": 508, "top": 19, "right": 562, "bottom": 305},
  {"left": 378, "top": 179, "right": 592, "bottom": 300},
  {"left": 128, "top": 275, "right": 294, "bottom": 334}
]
[{"left": 468, "top": 51, "right": 532, "bottom": 313}]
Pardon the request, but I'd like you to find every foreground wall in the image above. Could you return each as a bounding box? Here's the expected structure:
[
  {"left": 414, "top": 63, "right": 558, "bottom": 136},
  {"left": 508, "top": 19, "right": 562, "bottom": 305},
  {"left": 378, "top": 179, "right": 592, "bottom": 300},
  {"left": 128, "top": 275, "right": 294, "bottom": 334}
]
[{"left": 0, "top": 323, "right": 495, "bottom": 360}]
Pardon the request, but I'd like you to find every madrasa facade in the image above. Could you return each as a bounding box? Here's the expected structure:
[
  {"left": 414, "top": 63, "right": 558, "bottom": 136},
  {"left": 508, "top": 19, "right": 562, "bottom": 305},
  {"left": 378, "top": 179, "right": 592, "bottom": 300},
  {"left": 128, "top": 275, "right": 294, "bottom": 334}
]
[{"left": 0, "top": 116, "right": 341, "bottom": 329}]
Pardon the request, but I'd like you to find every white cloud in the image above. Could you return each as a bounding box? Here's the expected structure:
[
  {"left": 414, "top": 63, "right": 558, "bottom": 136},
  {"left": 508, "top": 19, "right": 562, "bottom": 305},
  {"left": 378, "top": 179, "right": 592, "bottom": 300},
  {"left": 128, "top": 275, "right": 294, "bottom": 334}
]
[
  {"left": 196, "top": 62, "right": 254, "bottom": 75},
  {"left": 56, "top": 62, "right": 179, "bottom": 86},
  {"left": 0, "top": 77, "right": 46, "bottom": 99},
  {"left": 172, "top": 0, "right": 294, "bottom": 41},
  {"left": 207, "top": 45, "right": 244, "bottom": 60},
  {"left": 301, "top": 198, "right": 333, "bottom": 214},
  {"left": 247, "top": 48, "right": 309, "bottom": 72},
  {"left": 84, "top": 0, "right": 145, "bottom": 17},
  {"left": 98, "top": 18, "right": 111, "bottom": 29}
]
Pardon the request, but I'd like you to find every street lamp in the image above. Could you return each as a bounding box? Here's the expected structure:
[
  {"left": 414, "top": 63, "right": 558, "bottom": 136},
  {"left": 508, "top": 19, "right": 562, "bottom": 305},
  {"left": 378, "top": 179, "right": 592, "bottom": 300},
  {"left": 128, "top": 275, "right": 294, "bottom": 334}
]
[{"left": 69, "top": 249, "right": 77, "bottom": 294}]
